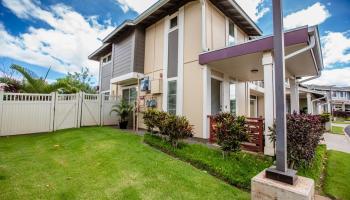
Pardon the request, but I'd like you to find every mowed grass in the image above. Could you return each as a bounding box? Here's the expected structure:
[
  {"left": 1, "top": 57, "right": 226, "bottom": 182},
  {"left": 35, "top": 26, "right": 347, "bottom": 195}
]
[
  {"left": 144, "top": 134, "right": 273, "bottom": 190},
  {"left": 324, "top": 150, "right": 350, "bottom": 200},
  {"left": 0, "top": 127, "right": 248, "bottom": 200},
  {"left": 331, "top": 126, "right": 344, "bottom": 134}
]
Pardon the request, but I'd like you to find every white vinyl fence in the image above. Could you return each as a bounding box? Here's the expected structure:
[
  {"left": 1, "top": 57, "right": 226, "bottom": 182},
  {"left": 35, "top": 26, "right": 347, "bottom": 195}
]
[{"left": 0, "top": 92, "right": 119, "bottom": 136}]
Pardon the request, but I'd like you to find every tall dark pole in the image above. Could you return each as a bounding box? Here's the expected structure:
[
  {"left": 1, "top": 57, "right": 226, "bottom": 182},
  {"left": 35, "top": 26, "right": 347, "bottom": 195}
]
[
  {"left": 266, "top": 0, "right": 297, "bottom": 185},
  {"left": 273, "top": 0, "right": 287, "bottom": 172}
]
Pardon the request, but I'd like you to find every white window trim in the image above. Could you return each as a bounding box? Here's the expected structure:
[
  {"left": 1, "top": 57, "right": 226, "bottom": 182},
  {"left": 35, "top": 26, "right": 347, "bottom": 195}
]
[
  {"left": 162, "top": 7, "right": 184, "bottom": 116},
  {"left": 169, "top": 12, "right": 179, "bottom": 33},
  {"left": 101, "top": 53, "right": 112, "bottom": 66},
  {"left": 225, "top": 18, "right": 236, "bottom": 47}
]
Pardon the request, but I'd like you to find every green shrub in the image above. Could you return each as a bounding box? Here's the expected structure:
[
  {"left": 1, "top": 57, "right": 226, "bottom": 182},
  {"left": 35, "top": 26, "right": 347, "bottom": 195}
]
[
  {"left": 163, "top": 115, "right": 193, "bottom": 147},
  {"left": 142, "top": 110, "right": 192, "bottom": 147},
  {"left": 213, "top": 113, "right": 249, "bottom": 155},
  {"left": 143, "top": 109, "right": 158, "bottom": 133},
  {"left": 154, "top": 111, "right": 170, "bottom": 135},
  {"left": 297, "top": 145, "right": 327, "bottom": 190},
  {"left": 320, "top": 113, "right": 331, "bottom": 124},
  {"left": 270, "top": 113, "right": 324, "bottom": 168}
]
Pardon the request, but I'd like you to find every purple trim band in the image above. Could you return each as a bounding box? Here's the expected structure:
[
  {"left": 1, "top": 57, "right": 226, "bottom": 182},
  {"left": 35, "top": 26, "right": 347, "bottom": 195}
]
[{"left": 199, "top": 27, "right": 309, "bottom": 65}]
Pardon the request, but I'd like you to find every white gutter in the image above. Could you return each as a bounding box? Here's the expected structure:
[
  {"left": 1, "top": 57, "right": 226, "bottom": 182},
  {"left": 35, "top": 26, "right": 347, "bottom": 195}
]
[
  {"left": 284, "top": 35, "right": 321, "bottom": 84},
  {"left": 285, "top": 36, "right": 315, "bottom": 60},
  {"left": 200, "top": 0, "right": 208, "bottom": 51}
]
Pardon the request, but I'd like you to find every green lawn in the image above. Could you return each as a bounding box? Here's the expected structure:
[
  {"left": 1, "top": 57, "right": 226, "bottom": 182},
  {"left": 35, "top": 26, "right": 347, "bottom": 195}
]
[
  {"left": 144, "top": 134, "right": 273, "bottom": 190},
  {"left": 0, "top": 127, "right": 248, "bottom": 200},
  {"left": 324, "top": 150, "right": 350, "bottom": 200},
  {"left": 331, "top": 126, "right": 344, "bottom": 134},
  {"left": 333, "top": 121, "right": 350, "bottom": 125}
]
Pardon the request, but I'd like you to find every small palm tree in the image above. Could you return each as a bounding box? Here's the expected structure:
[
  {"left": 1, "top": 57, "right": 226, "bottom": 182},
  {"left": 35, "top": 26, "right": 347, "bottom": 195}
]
[
  {"left": 11, "top": 64, "right": 68, "bottom": 93},
  {"left": 110, "top": 100, "right": 134, "bottom": 129}
]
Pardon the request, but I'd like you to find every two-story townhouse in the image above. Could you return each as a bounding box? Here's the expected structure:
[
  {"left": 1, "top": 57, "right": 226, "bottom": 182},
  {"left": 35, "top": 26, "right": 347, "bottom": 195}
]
[
  {"left": 306, "top": 85, "right": 350, "bottom": 112},
  {"left": 89, "top": 0, "right": 324, "bottom": 155}
]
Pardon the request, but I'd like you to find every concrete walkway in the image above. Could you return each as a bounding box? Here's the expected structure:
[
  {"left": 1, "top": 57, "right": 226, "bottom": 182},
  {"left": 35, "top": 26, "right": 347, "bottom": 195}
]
[{"left": 323, "top": 133, "right": 350, "bottom": 153}]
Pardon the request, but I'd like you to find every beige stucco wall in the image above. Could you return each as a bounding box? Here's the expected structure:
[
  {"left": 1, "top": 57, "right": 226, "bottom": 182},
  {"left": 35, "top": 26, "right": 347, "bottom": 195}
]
[
  {"left": 144, "top": 19, "right": 164, "bottom": 74},
  {"left": 183, "top": 2, "right": 204, "bottom": 137},
  {"left": 206, "top": 2, "right": 226, "bottom": 51},
  {"left": 236, "top": 26, "right": 249, "bottom": 44}
]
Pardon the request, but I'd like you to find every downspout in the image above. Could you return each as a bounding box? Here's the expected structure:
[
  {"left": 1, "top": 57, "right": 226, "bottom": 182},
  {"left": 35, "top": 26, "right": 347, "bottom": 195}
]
[
  {"left": 200, "top": 0, "right": 208, "bottom": 51},
  {"left": 285, "top": 35, "right": 321, "bottom": 84},
  {"left": 201, "top": 0, "right": 210, "bottom": 139}
]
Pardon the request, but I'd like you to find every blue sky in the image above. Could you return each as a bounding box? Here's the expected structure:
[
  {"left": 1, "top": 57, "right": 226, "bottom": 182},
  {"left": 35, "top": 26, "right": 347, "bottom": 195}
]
[{"left": 0, "top": 0, "right": 350, "bottom": 86}]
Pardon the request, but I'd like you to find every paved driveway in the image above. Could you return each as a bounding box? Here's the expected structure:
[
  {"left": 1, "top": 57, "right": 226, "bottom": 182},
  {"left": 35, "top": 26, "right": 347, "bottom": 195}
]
[{"left": 323, "top": 133, "right": 350, "bottom": 153}]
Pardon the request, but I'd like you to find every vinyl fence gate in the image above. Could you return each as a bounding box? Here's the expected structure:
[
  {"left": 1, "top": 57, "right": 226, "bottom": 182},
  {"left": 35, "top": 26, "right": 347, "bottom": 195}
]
[{"left": 0, "top": 92, "right": 119, "bottom": 136}]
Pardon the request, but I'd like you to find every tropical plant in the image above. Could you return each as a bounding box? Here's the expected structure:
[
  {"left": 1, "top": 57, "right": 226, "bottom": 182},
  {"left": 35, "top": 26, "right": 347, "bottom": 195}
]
[
  {"left": 269, "top": 113, "right": 324, "bottom": 168},
  {"left": 110, "top": 100, "right": 133, "bottom": 129},
  {"left": 11, "top": 64, "right": 68, "bottom": 93},
  {"left": 0, "top": 77, "right": 22, "bottom": 92},
  {"left": 56, "top": 67, "right": 96, "bottom": 93},
  {"left": 213, "top": 113, "right": 249, "bottom": 156},
  {"left": 143, "top": 109, "right": 158, "bottom": 133},
  {"left": 163, "top": 115, "right": 193, "bottom": 148},
  {"left": 319, "top": 113, "right": 331, "bottom": 124}
]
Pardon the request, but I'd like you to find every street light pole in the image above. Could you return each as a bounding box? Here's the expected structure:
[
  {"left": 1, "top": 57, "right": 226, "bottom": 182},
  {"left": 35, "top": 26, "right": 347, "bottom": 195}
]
[{"left": 265, "top": 0, "right": 297, "bottom": 185}]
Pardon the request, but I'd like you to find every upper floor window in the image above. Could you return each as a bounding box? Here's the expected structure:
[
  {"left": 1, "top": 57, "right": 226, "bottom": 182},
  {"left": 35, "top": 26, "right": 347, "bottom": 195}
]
[
  {"left": 170, "top": 16, "right": 178, "bottom": 29},
  {"left": 228, "top": 21, "right": 235, "bottom": 46},
  {"left": 101, "top": 53, "right": 112, "bottom": 65}
]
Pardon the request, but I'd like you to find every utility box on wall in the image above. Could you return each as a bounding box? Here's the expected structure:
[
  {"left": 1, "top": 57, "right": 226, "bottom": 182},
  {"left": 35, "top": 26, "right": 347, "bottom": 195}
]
[{"left": 151, "top": 79, "right": 162, "bottom": 94}]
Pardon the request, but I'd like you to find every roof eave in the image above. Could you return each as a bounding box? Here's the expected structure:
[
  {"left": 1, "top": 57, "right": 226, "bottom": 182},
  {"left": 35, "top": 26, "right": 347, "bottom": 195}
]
[{"left": 228, "top": 0, "right": 263, "bottom": 36}]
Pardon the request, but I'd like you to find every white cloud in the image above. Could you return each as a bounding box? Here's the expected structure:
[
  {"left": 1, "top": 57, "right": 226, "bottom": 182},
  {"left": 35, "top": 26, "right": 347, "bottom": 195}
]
[
  {"left": 116, "top": 0, "right": 270, "bottom": 22},
  {"left": 321, "top": 31, "right": 350, "bottom": 67},
  {"left": 0, "top": 0, "right": 114, "bottom": 77},
  {"left": 307, "top": 68, "right": 350, "bottom": 86},
  {"left": 284, "top": 2, "right": 330, "bottom": 29},
  {"left": 115, "top": 0, "right": 157, "bottom": 14},
  {"left": 235, "top": 0, "right": 270, "bottom": 22}
]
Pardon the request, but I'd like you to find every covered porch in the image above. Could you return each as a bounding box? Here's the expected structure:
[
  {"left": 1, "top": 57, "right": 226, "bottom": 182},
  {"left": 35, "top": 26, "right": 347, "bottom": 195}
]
[{"left": 199, "top": 26, "right": 324, "bottom": 155}]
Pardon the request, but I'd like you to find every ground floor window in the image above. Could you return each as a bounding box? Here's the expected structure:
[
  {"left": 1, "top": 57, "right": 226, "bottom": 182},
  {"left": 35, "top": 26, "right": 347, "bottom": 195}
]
[
  {"left": 122, "top": 87, "right": 137, "bottom": 105},
  {"left": 230, "top": 83, "right": 236, "bottom": 115},
  {"left": 250, "top": 95, "right": 258, "bottom": 117},
  {"left": 167, "top": 80, "right": 177, "bottom": 115}
]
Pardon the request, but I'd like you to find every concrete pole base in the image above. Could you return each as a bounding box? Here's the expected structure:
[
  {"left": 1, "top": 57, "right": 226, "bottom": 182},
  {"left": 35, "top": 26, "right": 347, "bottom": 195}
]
[{"left": 252, "top": 169, "right": 315, "bottom": 200}]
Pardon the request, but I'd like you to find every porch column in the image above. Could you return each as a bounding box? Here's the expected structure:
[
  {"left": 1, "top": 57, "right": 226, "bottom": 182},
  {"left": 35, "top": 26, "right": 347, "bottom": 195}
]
[
  {"left": 263, "top": 52, "right": 275, "bottom": 156},
  {"left": 342, "top": 103, "right": 346, "bottom": 111},
  {"left": 307, "top": 93, "right": 313, "bottom": 114},
  {"left": 222, "top": 74, "right": 231, "bottom": 112},
  {"left": 236, "top": 82, "right": 250, "bottom": 116},
  {"left": 202, "top": 66, "right": 211, "bottom": 139},
  {"left": 289, "top": 78, "right": 299, "bottom": 114}
]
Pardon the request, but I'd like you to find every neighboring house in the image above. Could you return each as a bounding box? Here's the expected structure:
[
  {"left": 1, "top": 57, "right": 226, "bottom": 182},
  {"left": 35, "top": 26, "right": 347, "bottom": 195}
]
[
  {"left": 89, "top": 0, "right": 324, "bottom": 155},
  {"left": 306, "top": 85, "right": 350, "bottom": 112}
]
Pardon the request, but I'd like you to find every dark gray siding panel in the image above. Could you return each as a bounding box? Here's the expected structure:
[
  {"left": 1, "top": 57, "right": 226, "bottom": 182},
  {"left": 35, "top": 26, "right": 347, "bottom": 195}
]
[
  {"left": 133, "top": 28, "right": 145, "bottom": 73},
  {"left": 167, "top": 30, "right": 178, "bottom": 78},
  {"left": 112, "top": 31, "right": 134, "bottom": 78},
  {"left": 101, "top": 62, "right": 112, "bottom": 91}
]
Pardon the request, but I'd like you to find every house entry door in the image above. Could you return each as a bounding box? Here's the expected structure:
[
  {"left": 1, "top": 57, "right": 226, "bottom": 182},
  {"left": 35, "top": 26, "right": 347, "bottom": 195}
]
[{"left": 211, "top": 78, "right": 222, "bottom": 115}]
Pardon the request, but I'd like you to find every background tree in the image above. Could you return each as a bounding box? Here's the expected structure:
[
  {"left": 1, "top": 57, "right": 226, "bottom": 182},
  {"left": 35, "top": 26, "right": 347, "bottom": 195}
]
[
  {"left": 56, "top": 67, "right": 96, "bottom": 94},
  {"left": 0, "top": 63, "right": 23, "bottom": 92},
  {"left": 10, "top": 64, "right": 68, "bottom": 93}
]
